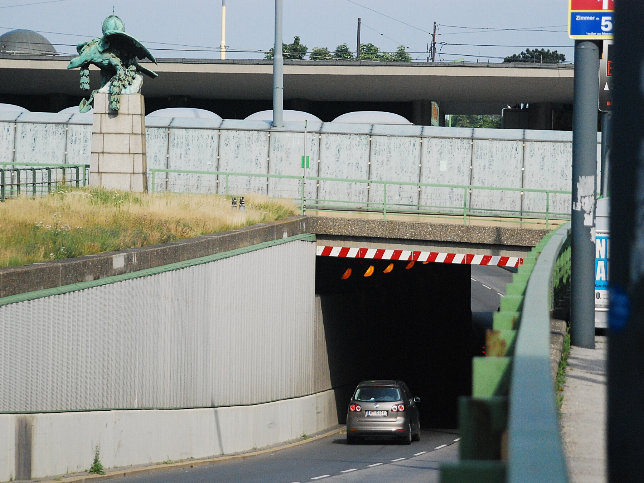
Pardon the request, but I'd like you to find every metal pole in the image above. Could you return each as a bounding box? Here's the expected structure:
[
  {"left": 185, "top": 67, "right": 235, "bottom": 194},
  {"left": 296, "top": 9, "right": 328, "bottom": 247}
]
[
  {"left": 272, "top": 0, "right": 283, "bottom": 128},
  {"left": 600, "top": 111, "right": 611, "bottom": 196},
  {"left": 301, "top": 119, "right": 307, "bottom": 215},
  {"left": 356, "top": 18, "right": 361, "bottom": 60},
  {"left": 220, "top": 0, "right": 227, "bottom": 60},
  {"left": 570, "top": 40, "right": 600, "bottom": 348},
  {"left": 431, "top": 22, "right": 437, "bottom": 62},
  {"left": 608, "top": 1, "right": 644, "bottom": 480}
]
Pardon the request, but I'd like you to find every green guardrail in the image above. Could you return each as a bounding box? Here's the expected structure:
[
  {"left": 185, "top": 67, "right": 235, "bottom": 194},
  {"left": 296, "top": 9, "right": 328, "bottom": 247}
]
[
  {"left": 0, "top": 163, "right": 90, "bottom": 201},
  {"left": 441, "top": 222, "right": 571, "bottom": 482},
  {"left": 149, "top": 168, "right": 571, "bottom": 227}
]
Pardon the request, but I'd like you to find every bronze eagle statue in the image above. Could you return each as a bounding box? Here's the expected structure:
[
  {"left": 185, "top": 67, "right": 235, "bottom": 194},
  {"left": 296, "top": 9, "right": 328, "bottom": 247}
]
[{"left": 67, "top": 15, "right": 157, "bottom": 112}]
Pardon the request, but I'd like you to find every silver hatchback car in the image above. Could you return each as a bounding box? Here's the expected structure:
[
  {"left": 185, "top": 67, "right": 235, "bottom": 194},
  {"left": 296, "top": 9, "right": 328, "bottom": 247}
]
[{"left": 346, "top": 380, "right": 421, "bottom": 444}]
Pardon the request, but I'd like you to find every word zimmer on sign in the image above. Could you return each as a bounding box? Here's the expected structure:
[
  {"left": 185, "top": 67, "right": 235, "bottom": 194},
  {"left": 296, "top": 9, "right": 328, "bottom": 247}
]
[{"left": 569, "top": 0, "right": 614, "bottom": 39}]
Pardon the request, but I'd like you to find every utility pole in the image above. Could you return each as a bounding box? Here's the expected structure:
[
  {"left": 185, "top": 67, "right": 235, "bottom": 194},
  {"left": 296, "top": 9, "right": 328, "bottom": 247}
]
[
  {"left": 431, "top": 21, "right": 437, "bottom": 62},
  {"left": 220, "top": 0, "right": 226, "bottom": 60},
  {"left": 272, "top": 0, "right": 283, "bottom": 128},
  {"left": 608, "top": 0, "right": 644, "bottom": 480},
  {"left": 570, "top": 39, "right": 600, "bottom": 349},
  {"left": 356, "top": 18, "right": 361, "bottom": 60}
]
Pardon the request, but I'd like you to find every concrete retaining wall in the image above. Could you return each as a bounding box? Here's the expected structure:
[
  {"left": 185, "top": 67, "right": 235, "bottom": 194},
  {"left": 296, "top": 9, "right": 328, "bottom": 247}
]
[
  {"left": 0, "top": 390, "right": 338, "bottom": 481},
  {"left": 0, "top": 230, "right": 336, "bottom": 480}
]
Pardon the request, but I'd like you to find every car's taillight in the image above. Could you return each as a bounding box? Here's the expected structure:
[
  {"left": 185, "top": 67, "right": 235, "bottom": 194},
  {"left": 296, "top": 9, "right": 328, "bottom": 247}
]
[
  {"left": 392, "top": 404, "right": 405, "bottom": 412},
  {"left": 349, "top": 404, "right": 361, "bottom": 412}
]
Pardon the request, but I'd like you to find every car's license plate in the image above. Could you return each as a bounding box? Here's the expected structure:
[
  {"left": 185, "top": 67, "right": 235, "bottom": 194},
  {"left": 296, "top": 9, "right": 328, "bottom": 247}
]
[{"left": 365, "top": 410, "right": 387, "bottom": 417}]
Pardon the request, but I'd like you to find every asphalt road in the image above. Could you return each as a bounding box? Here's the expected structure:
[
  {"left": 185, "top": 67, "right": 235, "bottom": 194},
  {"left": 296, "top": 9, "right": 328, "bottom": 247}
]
[
  {"left": 121, "top": 428, "right": 460, "bottom": 483},
  {"left": 471, "top": 265, "right": 512, "bottom": 313}
]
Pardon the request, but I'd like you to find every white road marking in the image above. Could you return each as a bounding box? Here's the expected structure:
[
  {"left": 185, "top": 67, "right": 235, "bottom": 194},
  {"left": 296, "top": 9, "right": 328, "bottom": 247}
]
[
  {"left": 435, "top": 444, "right": 447, "bottom": 450},
  {"left": 311, "top": 476, "right": 330, "bottom": 480},
  {"left": 414, "top": 451, "right": 427, "bottom": 456},
  {"left": 482, "top": 284, "right": 492, "bottom": 290},
  {"left": 368, "top": 462, "right": 383, "bottom": 467},
  {"left": 341, "top": 468, "right": 357, "bottom": 473},
  {"left": 454, "top": 437, "right": 461, "bottom": 442},
  {"left": 391, "top": 457, "right": 406, "bottom": 462}
]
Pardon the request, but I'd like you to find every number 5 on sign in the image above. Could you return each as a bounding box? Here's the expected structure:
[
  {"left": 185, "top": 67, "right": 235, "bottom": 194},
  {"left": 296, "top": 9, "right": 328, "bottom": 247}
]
[{"left": 601, "top": 16, "right": 613, "bottom": 32}]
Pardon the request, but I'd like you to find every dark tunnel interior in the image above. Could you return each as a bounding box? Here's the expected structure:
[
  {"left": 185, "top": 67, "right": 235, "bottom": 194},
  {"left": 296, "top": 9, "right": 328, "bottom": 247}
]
[{"left": 315, "top": 256, "right": 473, "bottom": 429}]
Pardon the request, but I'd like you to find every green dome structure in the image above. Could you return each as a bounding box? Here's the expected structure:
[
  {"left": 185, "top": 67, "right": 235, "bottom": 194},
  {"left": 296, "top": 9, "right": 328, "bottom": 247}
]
[{"left": 0, "top": 29, "right": 56, "bottom": 56}]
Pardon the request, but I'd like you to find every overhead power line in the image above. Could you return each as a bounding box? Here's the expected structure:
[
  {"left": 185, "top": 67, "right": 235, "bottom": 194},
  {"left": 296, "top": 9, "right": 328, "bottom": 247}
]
[
  {"left": 361, "top": 22, "right": 408, "bottom": 47},
  {"left": 0, "top": 0, "right": 75, "bottom": 8},
  {"left": 342, "top": 0, "right": 430, "bottom": 34},
  {"left": 439, "top": 23, "right": 567, "bottom": 33},
  {"left": 442, "top": 42, "right": 572, "bottom": 48}
]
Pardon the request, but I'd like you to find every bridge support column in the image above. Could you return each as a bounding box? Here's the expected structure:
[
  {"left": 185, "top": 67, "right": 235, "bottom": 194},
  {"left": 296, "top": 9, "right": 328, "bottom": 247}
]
[{"left": 412, "top": 99, "right": 442, "bottom": 126}]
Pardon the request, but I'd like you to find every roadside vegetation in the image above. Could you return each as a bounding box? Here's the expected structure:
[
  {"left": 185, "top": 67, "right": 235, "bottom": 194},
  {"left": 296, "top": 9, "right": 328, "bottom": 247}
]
[
  {"left": 556, "top": 327, "right": 571, "bottom": 409},
  {"left": 0, "top": 187, "right": 297, "bottom": 268}
]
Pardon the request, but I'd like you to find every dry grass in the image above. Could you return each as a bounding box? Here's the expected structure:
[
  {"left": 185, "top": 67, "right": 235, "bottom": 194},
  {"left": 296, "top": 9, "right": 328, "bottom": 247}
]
[{"left": 0, "top": 187, "right": 297, "bottom": 268}]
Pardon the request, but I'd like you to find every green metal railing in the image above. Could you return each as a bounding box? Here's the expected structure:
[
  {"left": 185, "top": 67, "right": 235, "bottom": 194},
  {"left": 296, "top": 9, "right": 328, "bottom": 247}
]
[
  {"left": 149, "top": 168, "right": 571, "bottom": 227},
  {"left": 441, "top": 222, "right": 572, "bottom": 482},
  {"left": 0, "top": 163, "right": 90, "bottom": 201}
]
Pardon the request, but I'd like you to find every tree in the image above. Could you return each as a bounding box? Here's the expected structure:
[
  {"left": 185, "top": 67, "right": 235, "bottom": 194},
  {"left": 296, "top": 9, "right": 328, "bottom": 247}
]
[
  {"left": 310, "top": 47, "right": 333, "bottom": 61},
  {"left": 449, "top": 115, "right": 501, "bottom": 129},
  {"left": 264, "top": 36, "right": 308, "bottom": 60},
  {"left": 357, "top": 43, "right": 412, "bottom": 62},
  {"left": 390, "top": 45, "right": 412, "bottom": 62},
  {"left": 333, "top": 43, "right": 354, "bottom": 60},
  {"left": 359, "top": 43, "right": 382, "bottom": 61},
  {"left": 503, "top": 48, "right": 565, "bottom": 64}
]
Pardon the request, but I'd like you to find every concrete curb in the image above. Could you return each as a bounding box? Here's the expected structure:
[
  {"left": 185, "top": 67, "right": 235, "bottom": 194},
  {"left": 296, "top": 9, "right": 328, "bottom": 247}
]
[{"left": 41, "top": 427, "right": 343, "bottom": 482}]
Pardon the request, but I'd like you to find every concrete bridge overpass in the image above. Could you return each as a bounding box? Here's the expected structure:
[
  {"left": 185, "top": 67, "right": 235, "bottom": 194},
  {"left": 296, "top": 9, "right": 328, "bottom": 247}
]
[
  {"left": 0, "top": 215, "right": 562, "bottom": 480},
  {"left": 0, "top": 56, "right": 574, "bottom": 128}
]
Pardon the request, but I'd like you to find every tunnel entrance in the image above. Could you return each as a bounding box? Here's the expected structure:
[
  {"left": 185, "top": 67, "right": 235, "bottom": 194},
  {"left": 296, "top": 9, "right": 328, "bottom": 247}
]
[{"left": 315, "top": 256, "right": 472, "bottom": 428}]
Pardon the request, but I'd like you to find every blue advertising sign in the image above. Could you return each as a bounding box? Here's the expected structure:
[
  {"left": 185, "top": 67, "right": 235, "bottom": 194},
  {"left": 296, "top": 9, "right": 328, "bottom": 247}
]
[
  {"left": 595, "top": 232, "right": 610, "bottom": 311},
  {"left": 570, "top": 12, "right": 614, "bottom": 38}
]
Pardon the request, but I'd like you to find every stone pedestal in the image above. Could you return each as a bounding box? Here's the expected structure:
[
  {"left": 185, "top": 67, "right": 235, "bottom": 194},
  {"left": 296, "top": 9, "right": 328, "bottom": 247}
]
[{"left": 90, "top": 92, "right": 147, "bottom": 192}]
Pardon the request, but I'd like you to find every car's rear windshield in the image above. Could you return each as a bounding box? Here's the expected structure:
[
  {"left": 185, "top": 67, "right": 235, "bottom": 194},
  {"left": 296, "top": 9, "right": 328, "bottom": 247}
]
[{"left": 354, "top": 386, "right": 401, "bottom": 402}]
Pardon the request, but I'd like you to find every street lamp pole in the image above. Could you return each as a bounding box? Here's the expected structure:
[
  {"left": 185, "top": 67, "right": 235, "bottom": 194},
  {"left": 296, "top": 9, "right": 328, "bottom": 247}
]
[{"left": 272, "top": 0, "right": 284, "bottom": 128}]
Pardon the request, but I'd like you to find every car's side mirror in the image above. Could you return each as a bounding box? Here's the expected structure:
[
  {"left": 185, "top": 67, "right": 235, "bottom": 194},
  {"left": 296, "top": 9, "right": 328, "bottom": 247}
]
[{"left": 414, "top": 396, "right": 421, "bottom": 404}]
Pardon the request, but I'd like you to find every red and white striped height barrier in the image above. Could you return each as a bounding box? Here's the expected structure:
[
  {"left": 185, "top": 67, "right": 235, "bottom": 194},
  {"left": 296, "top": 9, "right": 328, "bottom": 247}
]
[{"left": 316, "top": 246, "right": 523, "bottom": 268}]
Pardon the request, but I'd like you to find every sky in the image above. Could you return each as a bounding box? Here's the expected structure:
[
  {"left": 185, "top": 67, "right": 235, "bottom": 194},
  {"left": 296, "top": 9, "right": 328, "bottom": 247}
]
[{"left": 0, "top": 0, "right": 575, "bottom": 63}]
